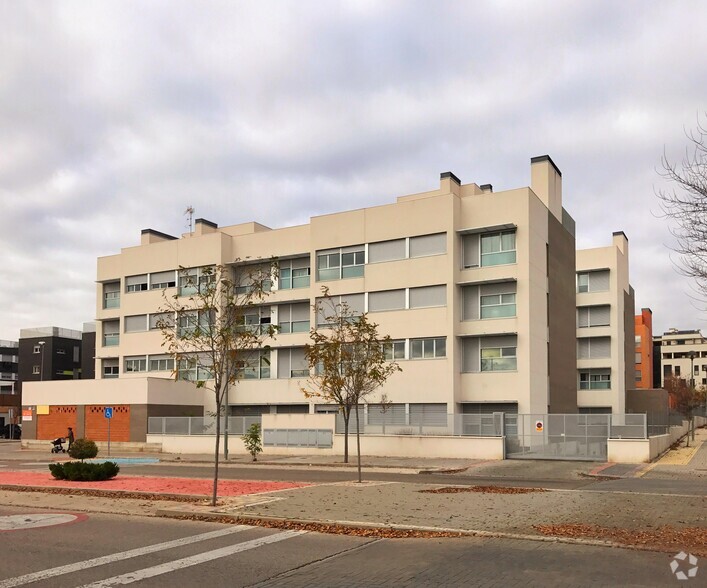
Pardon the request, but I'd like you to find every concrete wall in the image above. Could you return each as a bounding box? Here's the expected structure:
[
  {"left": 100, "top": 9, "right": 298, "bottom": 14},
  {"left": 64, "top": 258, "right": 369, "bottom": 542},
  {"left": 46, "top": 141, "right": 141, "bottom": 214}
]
[{"left": 148, "top": 432, "right": 505, "bottom": 459}]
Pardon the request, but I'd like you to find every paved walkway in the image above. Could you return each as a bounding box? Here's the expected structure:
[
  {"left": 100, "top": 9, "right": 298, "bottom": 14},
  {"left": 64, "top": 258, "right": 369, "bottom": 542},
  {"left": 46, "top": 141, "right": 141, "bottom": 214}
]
[{"left": 642, "top": 426, "right": 707, "bottom": 479}]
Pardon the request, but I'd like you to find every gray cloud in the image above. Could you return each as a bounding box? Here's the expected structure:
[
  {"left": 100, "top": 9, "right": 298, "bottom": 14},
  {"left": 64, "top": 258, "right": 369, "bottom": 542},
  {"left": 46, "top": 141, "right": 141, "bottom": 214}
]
[{"left": 2, "top": 0, "right": 707, "bottom": 339}]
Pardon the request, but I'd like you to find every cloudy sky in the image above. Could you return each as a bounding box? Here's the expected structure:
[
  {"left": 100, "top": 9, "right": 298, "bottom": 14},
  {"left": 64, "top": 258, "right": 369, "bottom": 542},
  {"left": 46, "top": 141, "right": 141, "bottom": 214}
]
[{"left": 1, "top": 0, "right": 706, "bottom": 341}]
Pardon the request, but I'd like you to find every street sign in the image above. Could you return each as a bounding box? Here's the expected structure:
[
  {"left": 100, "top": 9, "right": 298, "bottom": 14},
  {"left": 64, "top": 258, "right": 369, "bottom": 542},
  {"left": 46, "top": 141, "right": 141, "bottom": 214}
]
[
  {"left": 535, "top": 420, "right": 544, "bottom": 433},
  {"left": 104, "top": 407, "right": 113, "bottom": 419}
]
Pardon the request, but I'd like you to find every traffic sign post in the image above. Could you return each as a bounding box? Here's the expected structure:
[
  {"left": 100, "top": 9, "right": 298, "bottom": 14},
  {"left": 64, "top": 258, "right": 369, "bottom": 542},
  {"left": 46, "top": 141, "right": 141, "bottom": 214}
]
[{"left": 104, "top": 407, "right": 113, "bottom": 456}]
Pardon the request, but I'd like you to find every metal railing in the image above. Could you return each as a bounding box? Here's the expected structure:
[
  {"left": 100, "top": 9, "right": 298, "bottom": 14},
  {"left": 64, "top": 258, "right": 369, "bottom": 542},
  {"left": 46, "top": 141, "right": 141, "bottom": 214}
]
[
  {"left": 607, "top": 413, "right": 647, "bottom": 439},
  {"left": 148, "top": 416, "right": 261, "bottom": 436},
  {"left": 333, "top": 413, "right": 504, "bottom": 437}
]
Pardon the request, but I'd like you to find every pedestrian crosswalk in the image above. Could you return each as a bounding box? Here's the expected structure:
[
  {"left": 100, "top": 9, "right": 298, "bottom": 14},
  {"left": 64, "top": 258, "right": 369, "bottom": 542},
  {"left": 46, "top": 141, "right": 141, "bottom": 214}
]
[{"left": 0, "top": 525, "right": 306, "bottom": 588}]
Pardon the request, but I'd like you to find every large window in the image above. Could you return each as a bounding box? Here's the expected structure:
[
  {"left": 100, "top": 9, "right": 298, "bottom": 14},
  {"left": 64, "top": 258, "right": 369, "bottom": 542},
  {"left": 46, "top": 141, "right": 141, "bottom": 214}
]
[
  {"left": 480, "top": 293, "right": 516, "bottom": 319},
  {"left": 410, "top": 338, "right": 446, "bottom": 359},
  {"left": 278, "top": 302, "right": 310, "bottom": 334},
  {"left": 149, "top": 312, "right": 174, "bottom": 330},
  {"left": 149, "top": 354, "right": 174, "bottom": 372},
  {"left": 125, "top": 274, "right": 148, "bottom": 293},
  {"left": 103, "top": 282, "right": 120, "bottom": 309},
  {"left": 316, "top": 294, "right": 364, "bottom": 327},
  {"left": 150, "top": 271, "right": 176, "bottom": 290},
  {"left": 240, "top": 306, "right": 272, "bottom": 335},
  {"left": 317, "top": 246, "right": 364, "bottom": 281},
  {"left": 177, "top": 310, "right": 213, "bottom": 338},
  {"left": 579, "top": 369, "right": 611, "bottom": 390},
  {"left": 124, "top": 315, "right": 147, "bottom": 333},
  {"left": 368, "top": 289, "right": 406, "bottom": 312},
  {"left": 577, "top": 305, "right": 610, "bottom": 328},
  {"left": 409, "top": 233, "right": 446, "bottom": 258},
  {"left": 124, "top": 356, "right": 147, "bottom": 373},
  {"left": 368, "top": 239, "right": 406, "bottom": 263},
  {"left": 409, "top": 285, "right": 446, "bottom": 309},
  {"left": 578, "top": 337, "right": 611, "bottom": 359},
  {"left": 577, "top": 270, "right": 609, "bottom": 293},
  {"left": 277, "top": 348, "right": 308, "bottom": 378},
  {"left": 383, "top": 340, "right": 406, "bottom": 360},
  {"left": 102, "top": 321, "right": 119, "bottom": 347},
  {"left": 102, "top": 358, "right": 119, "bottom": 379},
  {"left": 178, "top": 267, "right": 214, "bottom": 296},
  {"left": 481, "top": 346, "right": 517, "bottom": 372},
  {"left": 480, "top": 231, "right": 516, "bottom": 267},
  {"left": 236, "top": 350, "right": 271, "bottom": 380},
  {"left": 279, "top": 257, "right": 310, "bottom": 290},
  {"left": 177, "top": 357, "right": 213, "bottom": 381}
]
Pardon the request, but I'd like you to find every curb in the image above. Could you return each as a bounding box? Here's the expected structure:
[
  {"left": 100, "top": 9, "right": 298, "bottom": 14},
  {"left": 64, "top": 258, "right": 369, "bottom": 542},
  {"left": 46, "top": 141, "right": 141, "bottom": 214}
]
[
  {"left": 0, "top": 483, "right": 208, "bottom": 502},
  {"left": 154, "top": 508, "right": 679, "bottom": 555}
]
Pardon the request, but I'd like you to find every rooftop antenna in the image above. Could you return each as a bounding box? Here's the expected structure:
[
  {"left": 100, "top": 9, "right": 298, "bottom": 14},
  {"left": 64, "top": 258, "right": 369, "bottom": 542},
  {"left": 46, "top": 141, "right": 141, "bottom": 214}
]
[{"left": 185, "top": 206, "right": 195, "bottom": 234}]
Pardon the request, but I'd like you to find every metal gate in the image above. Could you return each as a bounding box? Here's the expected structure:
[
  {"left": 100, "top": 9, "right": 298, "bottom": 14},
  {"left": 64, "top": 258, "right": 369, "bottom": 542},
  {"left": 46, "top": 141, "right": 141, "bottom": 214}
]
[{"left": 504, "top": 413, "right": 609, "bottom": 461}]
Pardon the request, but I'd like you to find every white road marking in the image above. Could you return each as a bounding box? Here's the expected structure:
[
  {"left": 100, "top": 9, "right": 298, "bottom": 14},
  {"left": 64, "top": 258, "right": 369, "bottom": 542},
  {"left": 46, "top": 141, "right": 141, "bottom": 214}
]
[
  {"left": 0, "top": 526, "right": 253, "bottom": 588},
  {"left": 0, "top": 514, "right": 78, "bottom": 531},
  {"left": 77, "top": 530, "right": 306, "bottom": 587}
]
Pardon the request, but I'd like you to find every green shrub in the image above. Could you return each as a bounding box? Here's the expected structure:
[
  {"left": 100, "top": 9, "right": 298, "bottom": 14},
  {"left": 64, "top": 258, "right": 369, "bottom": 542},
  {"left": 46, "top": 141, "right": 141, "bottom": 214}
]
[
  {"left": 241, "top": 423, "right": 262, "bottom": 461},
  {"left": 48, "top": 461, "right": 120, "bottom": 481},
  {"left": 68, "top": 438, "right": 98, "bottom": 461}
]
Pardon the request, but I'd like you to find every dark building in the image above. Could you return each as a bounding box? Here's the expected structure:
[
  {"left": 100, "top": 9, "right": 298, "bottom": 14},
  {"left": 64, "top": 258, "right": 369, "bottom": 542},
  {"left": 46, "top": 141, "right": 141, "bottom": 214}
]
[
  {"left": 0, "top": 339, "right": 20, "bottom": 428},
  {"left": 18, "top": 327, "right": 83, "bottom": 388},
  {"left": 81, "top": 322, "right": 96, "bottom": 380}
]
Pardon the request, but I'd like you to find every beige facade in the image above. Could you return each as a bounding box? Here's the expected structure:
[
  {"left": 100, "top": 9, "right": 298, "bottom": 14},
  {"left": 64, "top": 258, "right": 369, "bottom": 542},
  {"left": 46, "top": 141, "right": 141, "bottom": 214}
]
[
  {"left": 657, "top": 329, "right": 707, "bottom": 388},
  {"left": 94, "top": 156, "right": 577, "bottom": 419},
  {"left": 575, "top": 232, "right": 634, "bottom": 413}
]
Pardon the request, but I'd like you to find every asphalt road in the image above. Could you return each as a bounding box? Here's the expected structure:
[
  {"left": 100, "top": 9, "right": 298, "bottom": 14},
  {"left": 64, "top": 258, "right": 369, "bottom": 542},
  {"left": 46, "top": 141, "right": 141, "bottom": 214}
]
[{"left": 0, "top": 506, "right": 685, "bottom": 587}]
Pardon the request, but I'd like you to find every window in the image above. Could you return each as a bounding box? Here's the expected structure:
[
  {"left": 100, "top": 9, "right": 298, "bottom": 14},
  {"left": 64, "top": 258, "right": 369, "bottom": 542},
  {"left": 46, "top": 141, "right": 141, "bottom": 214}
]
[
  {"left": 577, "top": 270, "right": 609, "bottom": 293},
  {"left": 150, "top": 270, "right": 176, "bottom": 289},
  {"left": 409, "top": 233, "right": 446, "bottom": 258},
  {"left": 32, "top": 365, "right": 40, "bottom": 375},
  {"left": 316, "top": 294, "right": 364, "bottom": 327},
  {"left": 33, "top": 345, "right": 41, "bottom": 354},
  {"left": 663, "top": 364, "right": 672, "bottom": 377},
  {"left": 277, "top": 348, "right": 308, "bottom": 378},
  {"left": 462, "top": 282, "right": 516, "bottom": 321},
  {"left": 675, "top": 366, "right": 681, "bottom": 376},
  {"left": 635, "top": 370, "right": 642, "bottom": 381},
  {"left": 579, "top": 369, "right": 611, "bottom": 390},
  {"left": 236, "top": 350, "right": 271, "bottom": 379},
  {"left": 177, "top": 310, "right": 213, "bottom": 338},
  {"left": 480, "top": 231, "right": 516, "bottom": 267},
  {"left": 102, "top": 359, "right": 118, "bottom": 379},
  {"left": 103, "top": 321, "right": 119, "bottom": 346},
  {"left": 481, "top": 347, "right": 517, "bottom": 372},
  {"left": 235, "top": 263, "right": 272, "bottom": 294},
  {"left": 149, "top": 355, "right": 174, "bottom": 372},
  {"left": 279, "top": 257, "right": 310, "bottom": 289},
  {"left": 410, "top": 338, "right": 446, "bottom": 359},
  {"left": 124, "top": 356, "right": 147, "bottom": 373},
  {"left": 635, "top": 335, "right": 642, "bottom": 344},
  {"left": 178, "top": 267, "right": 215, "bottom": 296},
  {"left": 368, "top": 403, "right": 406, "bottom": 425},
  {"left": 577, "top": 305, "right": 610, "bottom": 328},
  {"left": 635, "top": 352, "right": 641, "bottom": 364},
  {"left": 368, "top": 239, "right": 405, "bottom": 263},
  {"left": 103, "top": 282, "right": 120, "bottom": 309},
  {"left": 368, "top": 289, "right": 405, "bottom": 312},
  {"left": 383, "top": 340, "right": 406, "bottom": 360},
  {"left": 57, "top": 348, "right": 66, "bottom": 355},
  {"left": 577, "top": 337, "right": 610, "bottom": 359},
  {"left": 462, "top": 336, "right": 517, "bottom": 373},
  {"left": 240, "top": 306, "right": 272, "bottom": 335},
  {"left": 177, "top": 357, "right": 213, "bottom": 381},
  {"left": 409, "top": 285, "right": 446, "bottom": 309},
  {"left": 409, "top": 403, "right": 447, "bottom": 426},
  {"left": 317, "top": 246, "right": 364, "bottom": 281},
  {"left": 149, "top": 312, "right": 174, "bottom": 330},
  {"left": 124, "top": 315, "right": 147, "bottom": 333},
  {"left": 278, "top": 303, "right": 310, "bottom": 334},
  {"left": 480, "top": 293, "right": 516, "bottom": 319},
  {"left": 125, "top": 274, "right": 148, "bottom": 293}
]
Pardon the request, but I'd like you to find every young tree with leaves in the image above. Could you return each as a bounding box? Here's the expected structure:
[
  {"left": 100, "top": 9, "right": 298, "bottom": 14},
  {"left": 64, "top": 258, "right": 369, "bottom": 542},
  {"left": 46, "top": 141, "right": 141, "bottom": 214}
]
[
  {"left": 302, "top": 289, "right": 401, "bottom": 482},
  {"left": 664, "top": 374, "right": 706, "bottom": 446},
  {"left": 157, "top": 262, "right": 275, "bottom": 506}
]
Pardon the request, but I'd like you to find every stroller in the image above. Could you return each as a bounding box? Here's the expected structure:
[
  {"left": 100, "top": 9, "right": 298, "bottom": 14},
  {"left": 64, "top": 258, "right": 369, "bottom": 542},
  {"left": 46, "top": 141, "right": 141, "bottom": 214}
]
[{"left": 51, "top": 437, "right": 67, "bottom": 453}]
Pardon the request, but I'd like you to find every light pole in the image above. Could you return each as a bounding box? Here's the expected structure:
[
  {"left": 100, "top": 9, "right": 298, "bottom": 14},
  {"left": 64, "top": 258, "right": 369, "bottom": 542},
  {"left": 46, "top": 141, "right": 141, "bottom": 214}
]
[
  {"left": 38, "top": 341, "right": 46, "bottom": 382},
  {"left": 688, "top": 350, "right": 697, "bottom": 442}
]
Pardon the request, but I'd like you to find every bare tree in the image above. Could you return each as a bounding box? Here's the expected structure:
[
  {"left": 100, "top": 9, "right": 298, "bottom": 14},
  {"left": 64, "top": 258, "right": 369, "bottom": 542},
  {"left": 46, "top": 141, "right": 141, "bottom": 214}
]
[
  {"left": 302, "top": 289, "right": 401, "bottom": 482},
  {"left": 658, "top": 118, "right": 707, "bottom": 298},
  {"left": 664, "top": 374, "right": 706, "bottom": 447},
  {"left": 157, "top": 262, "right": 275, "bottom": 506}
]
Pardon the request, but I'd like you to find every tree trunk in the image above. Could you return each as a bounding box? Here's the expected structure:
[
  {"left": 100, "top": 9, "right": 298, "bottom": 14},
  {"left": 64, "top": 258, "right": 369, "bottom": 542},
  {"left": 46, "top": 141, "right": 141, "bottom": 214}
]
[
  {"left": 343, "top": 409, "right": 350, "bottom": 464},
  {"left": 355, "top": 403, "right": 362, "bottom": 483},
  {"left": 685, "top": 418, "right": 690, "bottom": 447},
  {"left": 223, "top": 382, "right": 229, "bottom": 460},
  {"left": 212, "top": 403, "right": 221, "bottom": 507}
]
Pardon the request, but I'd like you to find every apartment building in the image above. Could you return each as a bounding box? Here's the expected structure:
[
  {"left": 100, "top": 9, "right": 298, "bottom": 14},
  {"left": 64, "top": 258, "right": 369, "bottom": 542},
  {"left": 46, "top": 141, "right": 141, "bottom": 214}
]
[
  {"left": 92, "top": 155, "right": 577, "bottom": 422},
  {"left": 634, "top": 308, "right": 654, "bottom": 389},
  {"left": 0, "top": 340, "right": 19, "bottom": 427},
  {"left": 575, "top": 232, "right": 634, "bottom": 414},
  {"left": 18, "top": 327, "right": 83, "bottom": 385},
  {"left": 657, "top": 329, "right": 707, "bottom": 388}
]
